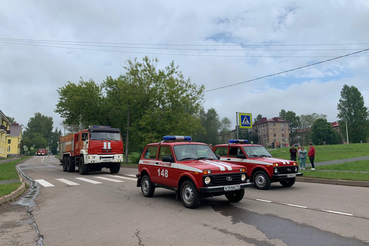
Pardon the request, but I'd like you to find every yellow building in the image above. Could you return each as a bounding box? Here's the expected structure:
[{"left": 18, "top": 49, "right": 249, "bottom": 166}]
[
  {"left": 7, "top": 122, "right": 22, "bottom": 156},
  {"left": 0, "top": 110, "right": 11, "bottom": 158}
]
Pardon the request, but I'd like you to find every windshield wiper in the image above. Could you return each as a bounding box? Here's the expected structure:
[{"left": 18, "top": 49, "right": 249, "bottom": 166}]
[
  {"left": 259, "top": 155, "right": 271, "bottom": 157},
  {"left": 178, "top": 157, "right": 195, "bottom": 161},
  {"left": 196, "top": 157, "right": 214, "bottom": 160}
]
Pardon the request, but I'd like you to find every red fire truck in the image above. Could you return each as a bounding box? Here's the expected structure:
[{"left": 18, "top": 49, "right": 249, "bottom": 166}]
[
  {"left": 213, "top": 140, "right": 303, "bottom": 190},
  {"left": 37, "top": 148, "right": 47, "bottom": 156},
  {"left": 59, "top": 126, "right": 124, "bottom": 175},
  {"left": 137, "top": 136, "right": 252, "bottom": 208}
]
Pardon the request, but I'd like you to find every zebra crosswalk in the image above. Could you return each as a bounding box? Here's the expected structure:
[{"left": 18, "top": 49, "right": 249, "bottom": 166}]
[{"left": 35, "top": 175, "right": 137, "bottom": 188}]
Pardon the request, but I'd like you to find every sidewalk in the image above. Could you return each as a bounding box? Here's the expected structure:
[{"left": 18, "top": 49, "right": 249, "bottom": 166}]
[
  {"left": 314, "top": 156, "right": 369, "bottom": 167},
  {"left": 0, "top": 157, "right": 21, "bottom": 164}
]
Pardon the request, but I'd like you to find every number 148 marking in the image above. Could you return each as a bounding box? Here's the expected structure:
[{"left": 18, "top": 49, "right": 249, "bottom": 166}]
[{"left": 158, "top": 168, "right": 168, "bottom": 178}]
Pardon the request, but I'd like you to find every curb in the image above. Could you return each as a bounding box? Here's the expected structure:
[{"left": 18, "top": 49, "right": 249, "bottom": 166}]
[
  {"left": 297, "top": 176, "right": 369, "bottom": 187},
  {"left": 0, "top": 158, "right": 29, "bottom": 206}
]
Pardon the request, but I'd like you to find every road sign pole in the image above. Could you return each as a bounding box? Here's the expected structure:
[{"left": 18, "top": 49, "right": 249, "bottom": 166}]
[{"left": 236, "top": 112, "right": 239, "bottom": 139}]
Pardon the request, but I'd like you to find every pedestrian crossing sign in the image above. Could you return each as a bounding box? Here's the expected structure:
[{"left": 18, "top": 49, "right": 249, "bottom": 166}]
[{"left": 239, "top": 113, "right": 252, "bottom": 129}]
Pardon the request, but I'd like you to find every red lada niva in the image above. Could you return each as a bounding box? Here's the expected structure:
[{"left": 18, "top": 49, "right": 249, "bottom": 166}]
[
  {"left": 136, "top": 136, "right": 252, "bottom": 208},
  {"left": 214, "top": 140, "right": 303, "bottom": 190}
]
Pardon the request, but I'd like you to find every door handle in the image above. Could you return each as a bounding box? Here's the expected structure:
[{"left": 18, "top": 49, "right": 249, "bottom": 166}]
[
  {"left": 227, "top": 159, "right": 231, "bottom": 161},
  {"left": 155, "top": 162, "right": 159, "bottom": 164}
]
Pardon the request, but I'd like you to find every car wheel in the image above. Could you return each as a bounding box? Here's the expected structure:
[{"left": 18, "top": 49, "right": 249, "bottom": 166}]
[
  {"left": 79, "top": 157, "right": 89, "bottom": 175},
  {"left": 110, "top": 164, "right": 120, "bottom": 174},
  {"left": 180, "top": 180, "right": 200, "bottom": 209},
  {"left": 280, "top": 178, "right": 296, "bottom": 187},
  {"left": 225, "top": 189, "right": 245, "bottom": 202},
  {"left": 253, "top": 171, "right": 271, "bottom": 190},
  {"left": 141, "top": 175, "right": 155, "bottom": 197}
]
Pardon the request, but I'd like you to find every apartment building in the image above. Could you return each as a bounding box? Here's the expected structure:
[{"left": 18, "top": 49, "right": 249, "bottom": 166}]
[
  {"left": 252, "top": 117, "right": 289, "bottom": 147},
  {"left": 0, "top": 110, "right": 11, "bottom": 158},
  {"left": 8, "top": 122, "right": 22, "bottom": 156}
]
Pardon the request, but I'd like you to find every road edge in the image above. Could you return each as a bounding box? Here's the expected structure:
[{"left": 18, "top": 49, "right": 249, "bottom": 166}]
[{"left": 297, "top": 176, "right": 369, "bottom": 187}]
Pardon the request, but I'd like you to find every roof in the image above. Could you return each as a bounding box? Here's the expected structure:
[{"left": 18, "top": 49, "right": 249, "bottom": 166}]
[
  {"left": 0, "top": 110, "right": 11, "bottom": 125},
  {"left": 9, "top": 123, "right": 22, "bottom": 137},
  {"left": 147, "top": 141, "right": 206, "bottom": 146},
  {"left": 254, "top": 117, "right": 289, "bottom": 125}
]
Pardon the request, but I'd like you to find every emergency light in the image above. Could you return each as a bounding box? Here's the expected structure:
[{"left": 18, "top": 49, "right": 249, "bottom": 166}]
[
  {"left": 229, "top": 139, "right": 249, "bottom": 144},
  {"left": 92, "top": 126, "right": 111, "bottom": 128},
  {"left": 162, "top": 136, "right": 192, "bottom": 141}
]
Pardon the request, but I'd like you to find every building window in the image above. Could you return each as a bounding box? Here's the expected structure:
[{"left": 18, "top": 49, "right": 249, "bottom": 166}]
[
  {"left": 273, "top": 134, "right": 276, "bottom": 137},
  {"left": 273, "top": 129, "right": 276, "bottom": 132},
  {"left": 281, "top": 124, "right": 284, "bottom": 127},
  {"left": 281, "top": 129, "right": 284, "bottom": 132},
  {"left": 282, "top": 134, "right": 284, "bottom": 137},
  {"left": 273, "top": 123, "right": 276, "bottom": 126},
  {"left": 8, "top": 139, "right": 11, "bottom": 144}
]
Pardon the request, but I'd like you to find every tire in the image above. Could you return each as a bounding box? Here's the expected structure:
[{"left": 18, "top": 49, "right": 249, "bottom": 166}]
[
  {"left": 141, "top": 175, "right": 155, "bottom": 197},
  {"left": 62, "top": 156, "right": 67, "bottom": 172},
  {"left": 110, "top": 164, "right": 120, "bottom": 174},
  {"left": 280, "top": 178, "right": 296, "bottom": 187},
  {"left": 67, "top": 157, "right": 75, "bottom": 172},
  {"left": 79, "top": 157, "right": 89, "bottom": 175},
  {"left": 180, "top": 180, "right": 200, "bottom": 209},
  {"left": 253, "top": 171, "right": 271, "bottom": 190},
  {"left": 225, "top": 189, "right": 245, "bottom": 202}
]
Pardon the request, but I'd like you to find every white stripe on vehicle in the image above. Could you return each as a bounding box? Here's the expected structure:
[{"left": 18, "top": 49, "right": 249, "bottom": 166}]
[
  {"left": 108, "top": 142, "right": 111, "bottom": 149},
  {"left": 103, "top": 142, "right": 107, "bottom": 149},
  {"left": 56, "top": 178, "right": 80, "bottom": 186},
  {"left": 139, "top": 160, "right": 203, "bottom": 173},
  {"left": 35, "top": 179, "right": 55, "bottom": 187},
  {"left": 201, "top": 160, "right": 233, "bottom": 171},
  {"left": 76, "top": 178, "right": 102, "bottom": 184},
  {"left": 199, "top": 160, "right": 225, "bottom": 171},
  {"left": 95, "top": 177, "right": 124, "bottom": 183},
  {"left": 220, "top": 157, "right": 273, "bottom": 166}
]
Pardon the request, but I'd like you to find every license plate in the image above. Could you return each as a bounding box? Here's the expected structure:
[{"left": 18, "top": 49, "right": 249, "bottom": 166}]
[
  {"left": 102, "top": 159, "right": 111, "bottom": 162},
  {"left": 287, "top": 174, "right": 296, "bottom": 178},
  {"left": 224, "top": 184, "right": 240, "bottom": 191}
]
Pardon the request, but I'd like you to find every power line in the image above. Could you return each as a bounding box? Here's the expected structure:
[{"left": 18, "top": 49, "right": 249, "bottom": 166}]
[
  {"left": 204, "top": 48, "right": 369, "bottom": 93},
  {"left": 1, "top": 40, "right": 368, "bottom": 58}
]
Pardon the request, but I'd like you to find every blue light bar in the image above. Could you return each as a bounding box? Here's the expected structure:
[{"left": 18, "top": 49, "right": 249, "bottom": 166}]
[
  {"left": 163, "top": 136, "right": 192, "bottom": 141},
  {"left": 92, "top": 126, "right": 111, "bottom": 128},
  {"left": 229, "top": 139, "right": 249, "bottom": 144}
]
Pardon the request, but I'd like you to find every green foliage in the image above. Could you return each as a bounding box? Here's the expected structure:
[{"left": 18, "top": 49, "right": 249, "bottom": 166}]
[
  {"left": 254, "top": 114, "right": 262, "bottom": 123},
  {"left": 317, "top": 160, "right": 369, "bottom": 171},
  {"left": 128, "top": 152, "right": 141, "bottom": 164},
  {"left": 311, "top": 119, "right": 340, "bottom": 145},
  {"left": 297, "top": 113, "right": 327, "bottom": 145},
  {"left": 0, "top": 157, "right": 30, "bottom": 180},
  {"left": 195, "top": 108, "right": 220, "bottom": 144},
  {"left": 219, "top": 117, "right": 232, "bottom": 143},
  {"left": 337, "top": 84, "right": 369, "bottom": 143}
]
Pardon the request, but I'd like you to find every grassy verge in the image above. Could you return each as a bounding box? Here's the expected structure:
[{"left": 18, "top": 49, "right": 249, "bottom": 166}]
[
  {"left": 300, "top": 170, "right": 369, "bottom": 181},
  {"left": 317, "top": 160, "right": 369, "bottom": 171},
  {"left": 0, "top": 182, "right": 22, "bottom": 197},
  {"left": 270, "top": 143, "right": 369, "bottom": 162}
]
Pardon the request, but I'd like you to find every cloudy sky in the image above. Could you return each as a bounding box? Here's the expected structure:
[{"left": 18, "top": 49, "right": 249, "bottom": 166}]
[{"left": 1, "top": 0, "right": 369, "bottom": 131}]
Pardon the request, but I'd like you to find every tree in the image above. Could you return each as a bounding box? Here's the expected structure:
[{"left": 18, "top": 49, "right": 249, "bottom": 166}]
[
  {"left": 311, "top": 119, "right": 340, "bottom": 145},
  {"left": 195, "top": 108, "right": 220, "bottom": 144},
  {"left": 337, "top": 84, "right": 369, "bottom": 143},
  {"left": 254, "top": 114, "right": 263, "bottom": 123},
  {"left": 22, "top": 113, "right": 54, "bottom": 152},
  {"left": 298, "top": 113, "right": 327, "bottom": 145},
  {"left": 219, "top": 117, "right": 232, "bottom": 143}
]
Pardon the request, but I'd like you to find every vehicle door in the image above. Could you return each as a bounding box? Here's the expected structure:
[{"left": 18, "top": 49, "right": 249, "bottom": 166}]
[
  {"left": 157, "top": 145, "right": 174, "bottom": 187},
  {"left": 141, "top": 146, "right": 159, "bottom": 183}
]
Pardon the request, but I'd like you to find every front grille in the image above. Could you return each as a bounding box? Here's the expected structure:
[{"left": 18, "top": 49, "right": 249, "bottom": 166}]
[
  {"left": 278, "top": 166, "right": 297, "bottom": 174},
  {"left": 207, "top": 173, "right": 243, "bottom": 186}
]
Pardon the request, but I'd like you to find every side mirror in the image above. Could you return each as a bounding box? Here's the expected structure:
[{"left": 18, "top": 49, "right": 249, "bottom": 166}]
[
  {"left": 216, "top": 154, "right": 220, "bottom": 160},
  {"left": 237, "top": 153, "right": 246, "bottom": 159},
  {"left": 81, "top": 133, "right": 88, "bottom": 141},
  {"left": 162, "top": 155, "right": 174, "bottom": 163}
]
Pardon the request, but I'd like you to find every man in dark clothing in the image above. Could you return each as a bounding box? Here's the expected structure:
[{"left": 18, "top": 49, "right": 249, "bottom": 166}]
[
  {"left": 289, "top": 145, "right": 297, "bottom": 161},
  {"left": 308, "top": 143, "right": 316, "bottom": 170}
]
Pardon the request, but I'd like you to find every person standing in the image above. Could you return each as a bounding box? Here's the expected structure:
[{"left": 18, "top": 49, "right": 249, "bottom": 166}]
[
  {"left": 298, "top": 146, "right": 307, "bottom": 170},
  {"left": 289, "top": 145, "right": 297, "bottom": 161},
  {"left": 308, "top": 143, "right": 316, "bottom": 170}
]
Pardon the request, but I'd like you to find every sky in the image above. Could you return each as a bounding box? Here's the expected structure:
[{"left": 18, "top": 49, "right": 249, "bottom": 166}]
[{"left": 1, "top": 0, "right": 369, "bottom": 132}]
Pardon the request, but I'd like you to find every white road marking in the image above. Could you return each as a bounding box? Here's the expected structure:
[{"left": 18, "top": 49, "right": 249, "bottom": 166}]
[
  {"left": 255, "top": 199, "right": 272, "bottom": 203},
  {"left": 110, "top": 175, "right": 137, "bottom": 181},
  {"left": 94, "top": 177, "right": 124, "bottom": 183},
  {"left": 35, "top": 179, "right": 55, "bottom": 187},
  {"left": 322, "top": 210, "right": 353, "bottom": 216},
  {"left": 56, "top": 178, "right": 80, "bottom": 186},
  {"left": 126, "top": 174, "right": 137, "bottom": 178},
  {"left": 285, "top": 203, "right": 307, "bottom": 209},
  {"left": 76, "top": 177, "right": 102, "bottom": 184}
]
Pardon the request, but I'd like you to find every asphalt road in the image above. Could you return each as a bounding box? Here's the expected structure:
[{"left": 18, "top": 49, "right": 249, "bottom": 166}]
[{"left": 1, "top": 156, "right": 369, "bottom": 246}]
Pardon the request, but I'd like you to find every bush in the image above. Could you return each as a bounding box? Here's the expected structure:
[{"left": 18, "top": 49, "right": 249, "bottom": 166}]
[{"left": 129, "top": 152, "right": 141, "bottom": 164}]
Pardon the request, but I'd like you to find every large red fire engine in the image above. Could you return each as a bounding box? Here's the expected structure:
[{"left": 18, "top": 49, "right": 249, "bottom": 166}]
[
  {"left": 137, "top": 136, "right": 252, "bottom": 208},
  {"left": 37, "top": 148, "right": 47, "bottom": 156},
  {"left": 213, "top": 139, "right": 303, "bottom": 190},
  {"left": 59, "top": 126, "right": 124, "bottom": 175}
]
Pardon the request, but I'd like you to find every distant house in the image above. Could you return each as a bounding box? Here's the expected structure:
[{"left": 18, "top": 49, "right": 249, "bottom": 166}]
[
  {"left": 0, "top": 110, "right": 11, "bottom": 158},
  {"left": 252, "top": 117, "right": 289, "bottom": 147},
  {"left": 8, "top": 122, "right": 22, "bottom": 156}
]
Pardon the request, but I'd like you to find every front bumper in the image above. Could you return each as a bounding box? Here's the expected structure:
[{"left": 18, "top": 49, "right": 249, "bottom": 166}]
[
  {"left": 85, "top": 154, "right": 124, "bottom": 164},
  {"left": 199, "top": 182, "right": 253, "bottom": 193},
  {"left": 271, "top": 172, "right": 303, "bottom": 180}
]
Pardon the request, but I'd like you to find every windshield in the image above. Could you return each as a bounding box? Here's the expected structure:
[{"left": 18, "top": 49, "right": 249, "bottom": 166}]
[
  {"left": 173, "top": 144, "right": 217, "bottom": 161},
  {"left": 243, "top": 146, "right": 272, "bottom": 158},
  {"left": 90, "top": 132, "right": 121, "bottom": 141}
]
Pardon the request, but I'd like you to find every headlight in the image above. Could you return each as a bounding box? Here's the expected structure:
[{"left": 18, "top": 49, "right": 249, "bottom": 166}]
[
  {"left": 204, "top": 176, "right": 211, "bottom": 185},
  {"left": 118, "top": 155, "right": 123, "bottom": 159},
  {"left": 241, "top": 174, "right": 246, "bottom": 181},
  {"left": 274, "top": 168, "right": 278, "bottom": 173},
  {"left": 88, "top": 156, "right": 95, "bottom": 159},
  {"left": 295, "top": 166, "right": 297, "bottom": 172}
]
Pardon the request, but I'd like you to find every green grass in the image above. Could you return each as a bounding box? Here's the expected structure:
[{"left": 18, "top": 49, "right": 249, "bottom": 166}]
[
  {"left": 269, "top": 143, "right": 369, "bottom": 162},
  {"left": 300, "top": 170, "right": 369, "bottom": 181},
  {"left": 0, "top": 156, "right": 30, "bottom": 180},
  {"left": 0, "top": 182, "right": 22, "bottom": 197},
  {"left": 317, "top": 160, "right": 369, "bottom": 171}
]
